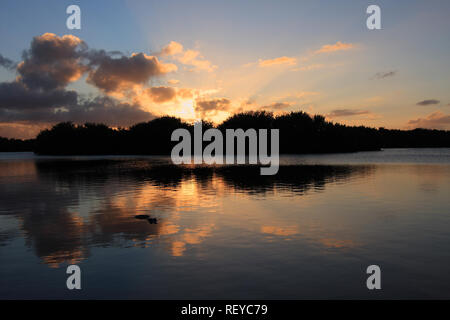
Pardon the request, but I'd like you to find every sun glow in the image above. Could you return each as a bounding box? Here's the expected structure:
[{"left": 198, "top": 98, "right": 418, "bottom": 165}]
[{"left": 177, "top": 99, "right": 197, "bottom": 120}]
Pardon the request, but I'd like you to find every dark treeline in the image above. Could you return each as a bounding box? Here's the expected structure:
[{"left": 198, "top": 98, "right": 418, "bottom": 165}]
[
  {"left": 0, "top": 137, "right": 35, "bottom": 152},
  {"left": 1, "top": 111, "right": 450, "bottom": 154}
]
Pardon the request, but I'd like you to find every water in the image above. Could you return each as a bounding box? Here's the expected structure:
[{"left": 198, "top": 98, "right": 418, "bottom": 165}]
[{"left": 0, "top": 149, "right": 449, "bottom": 299}]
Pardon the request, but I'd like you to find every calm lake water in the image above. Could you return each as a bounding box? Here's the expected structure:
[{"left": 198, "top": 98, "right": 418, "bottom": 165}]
[{"left": 0, "top": 149, "right": 450, "bottom": 299}]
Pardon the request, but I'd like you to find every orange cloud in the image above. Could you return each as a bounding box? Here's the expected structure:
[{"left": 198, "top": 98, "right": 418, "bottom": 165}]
[
  {"left": 315, "top": 41, "right": 355, "bottom": 54},
  {"left": 326, "top": 109, "right": 371, "bottom": 118},
  {"left": 159, "top": 41, "right": 216, "bottom": 72},
  {"left": 179, "top": 49, "right": 216, "bottom": 72},
  {"left": 407, "top": 111, "right": 450, "bottom": 130},
  {"left": 168, "top": 79, "right": 180, "bottom": 85},
  {"left": 0, "top": 122, "right": 48, "bottom": 139},
  {"left": 159, "top": 41, "right": 184, "bottom": 56},
  {"left": 258, "top": 56, "right": 297, "bottom": 67}
]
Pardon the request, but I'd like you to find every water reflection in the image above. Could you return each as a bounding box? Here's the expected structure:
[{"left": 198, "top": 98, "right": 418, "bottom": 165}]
[
  {"left": 2, "top": 151, "right": 450, "bottom": 299},
  {"left": 0, "top": 159, "right": 372, "bottom": 267}
]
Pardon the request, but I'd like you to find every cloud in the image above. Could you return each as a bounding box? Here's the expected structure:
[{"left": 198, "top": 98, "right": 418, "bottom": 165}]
[
  {"left": 0, "top": 33, "right": 191, "bottom": 137},
  {"left": 261, "top": 102, "right": 292, "bottom": 110},
  {"left": 258, "top": 56, "right": 297, "bottom": 67},
  {"left": 167, "top": 79, "right": 180, "bottom": 85},
  {"left": 176, "top": 88, "right": 195, "bottom": 100},
  {"left": 17, "top": 33, "right": 88, "bottom": 91},
  {"left": 136, "top": 87, "right": 218, "bottom": 108},
  {"left": 255, "top": 41, "right": 355, "bottom": 71},
  {"left": 159, "top": 41, "right": 184, "bottom": 56},
  {"left": 14, "top": 35, "right": 177, "bottom": 94},
  {"left": 0, "top": 34, "right": 226, "bottom": 137},
  {"left": 373, "top": 71, "right": 396, "bottom": 79},
  {"left": 0, "top": 54, "right": 15, "bottom": 70},
  {"left": 178, "top": 49, "right": 216, "bottom": 72},
  {"left": 0, "top": 95, "right": 154, "bottom": 127},
  {"left": 0, "top": 81, "right": 77, "bottom": 110},
  {"left": 146, "top": 86, "right": 177, "bottom": 103},
  {"left": 159, "top": 41, "right": 216, "bottom": 72},
  {"left": 416, "top": 99, "right": 440, "bottom": 106},
  {"left": 0, "top": 122, "right": 47, "bottom": 139},
  {"left": 326, "top": 109, "right": 371, "bottom": 118},
  {"left": 195, "top": 98, "right": 231, "bottom": 115},
  {"left": 62, "top": 97, "right": 155, "bottom": 126},
  {"left": 87, "top": 52, "right": 177, "bottom": 93},
  {"left": 315, "top": 41, "right": 355, "bottom": 54},
  {"left": 407, "top": 111, "right": 450, "bottom": 129}
]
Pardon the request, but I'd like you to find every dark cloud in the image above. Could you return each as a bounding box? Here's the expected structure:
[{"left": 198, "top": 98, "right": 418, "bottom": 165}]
[
  {"left": 261, "top": 102, "right": 292, "bottom": 110},
  {"left": 10, "top": 33, "right": 176, "bottom": 94},
  {"left": 0, "top": 54, "right": 16, "bottom": 70},
  {"left": 0, "top": 95, "right": 154, "bottom": 127},
  {"left": 67, "top": 96, "right": 155, "bottom": 126},
  {"left": 195, "top": 98, "right": 231, "bottom": 114},
  {"left": 407, "top": 111, "right": 450, "bottom": 130},
  {"left": 372, "top": 71, "right": 396, "bottom": 79},
  {"left": 327, "top": 109, "right": 370, "bottom": 118},
  {"left": 0, "top": 81, "right": 77, "bottom": 110},
  {"left": 417, "top": 99, "right": 440, "bottom": 106},
  {"left": 17, "top": 33, "right": 88, "bottom": 90},
  {"left": 86, "top": 52, "right": 176, "bottom": 93},
  {"left": 147, "top": 86, "right": 177, "bottom": 103},
  {"left": 0, "top": 33, "right": 171, "bottom": 137}
]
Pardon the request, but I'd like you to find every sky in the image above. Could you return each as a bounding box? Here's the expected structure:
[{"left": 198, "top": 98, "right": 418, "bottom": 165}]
[{"left": 0, "top": 0, "right": 450, "bottom": 139}]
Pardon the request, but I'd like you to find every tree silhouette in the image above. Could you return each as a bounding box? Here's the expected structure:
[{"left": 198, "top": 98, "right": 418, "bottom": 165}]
[{"left": 1, "top": 110, "right": 449, "bottom": 154}]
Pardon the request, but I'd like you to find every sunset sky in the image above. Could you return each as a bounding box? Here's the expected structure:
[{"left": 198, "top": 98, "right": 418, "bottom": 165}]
[{"left": 1, "top": 0, "right": 450, "bottom": 139}]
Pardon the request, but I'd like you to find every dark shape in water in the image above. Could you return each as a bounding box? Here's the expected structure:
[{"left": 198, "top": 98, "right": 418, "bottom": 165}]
[
  {"left": 135, "top": 215, "right": 158, "bottom": 224},
  {"left": 135, "top": 214, "right": 150, "bottom": 220}
]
